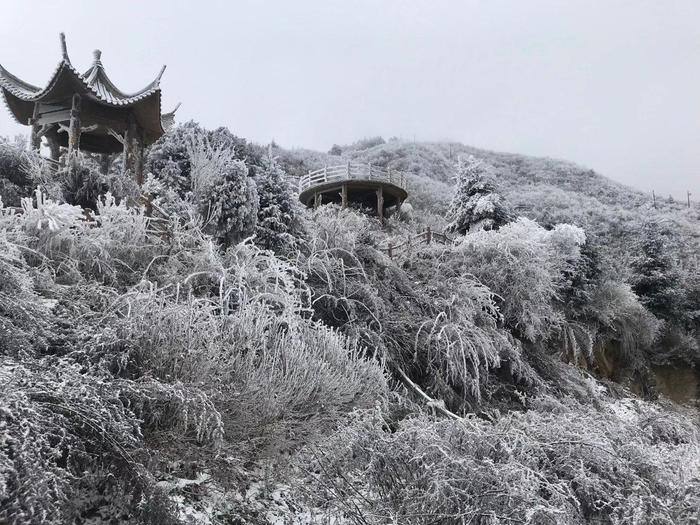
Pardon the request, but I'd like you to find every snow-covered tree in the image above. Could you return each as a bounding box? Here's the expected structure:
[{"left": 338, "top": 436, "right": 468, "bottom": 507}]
[
  {"left": 205, "top": 159, "right": 258, "bottom": 246},
  {"left": 446, "top": 155, "right": 511, "bottom": 234},
  {"left": 146, "top": 121, "right": 265, "bottom": 198},
  {"left": 254, "top": 153, "right": 305, "bottom": 255},
  {"left": 630, "top": 221, "right": 682, "bottom": 321},
  {"left": 146, "top": 121, "right": 200, "bottom": 197}
]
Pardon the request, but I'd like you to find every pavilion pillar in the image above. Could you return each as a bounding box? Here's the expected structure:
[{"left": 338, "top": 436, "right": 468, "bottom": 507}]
[
  {"left": 99, "top": 154, "right": 111, "bottom": 175},
  {"left": 133, "top": 126, "right": 145, "bottom": 185},
  {"left": 48, "top": 138, "right": 61, "bottom": 162},
  {"left": 29, "top": 105, "right": 41, "bottom": 152},
  {"left": 376, "top": 187, "right": 384, "bottom": 225},
  {"left": 122, "top": 113, "right": 135, "bottom": 177},
  {"left": 341, "top": 183, "right": 348, "bottom": 208},
  {"left": 67, "top": 94, "right": 82, "bottom": 158}
]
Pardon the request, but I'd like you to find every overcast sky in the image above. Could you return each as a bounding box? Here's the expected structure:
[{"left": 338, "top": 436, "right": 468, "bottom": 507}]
[{"left": 1, "top": 1, "right": 699, "bottom": 198}]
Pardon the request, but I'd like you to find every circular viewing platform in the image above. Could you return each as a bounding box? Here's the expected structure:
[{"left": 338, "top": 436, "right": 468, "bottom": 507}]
[{"left": 298, "top": 163, "right": 408, "bottom": 218}]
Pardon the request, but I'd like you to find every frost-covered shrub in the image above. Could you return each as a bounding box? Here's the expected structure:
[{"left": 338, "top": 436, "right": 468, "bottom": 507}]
[
  {"left": 452, "top": 218, "right": 586, "bottom": 342},
  {"left": 218, "top": 304, "right": 387, "bottom": 455},
  {"left": 309, "top": 204, "right": 375, "bottom": 251},
  {"left": 303, "top": 207, "right": 539, "bottom": 410},
  {"left": 303, "top": 206, "right": 384, "bottom": 332},
  {"left": 296, "top": 395, "right": 700, "bottom": 524},
  {"left": 413, "top": 268, "right": 541, "bottom": 407},
  {"left": 186, "top": 132, "right": 234, "bottom": 203},
  {"left": 351, "top": 136, "right": 386, "bottom": 151},
  {"left": 0, "top": 139, "right": 38, "bottom": 206},
  {"left": 19, "top": 188, "right": 84, "bottom": 233},
  {"left": 89, "top": 242, "right": 386, "bottom": 457},
  {"left": 0, "top": 232, "right": 50, "bottom": 356},
  {"left": 15, "top": 189, "right": 161, "bottom": 286},
  {"left": 587, "top": 281, "right": 660, "bottom": 356},
  {"left": 101, "top": 294, "right": 386, "bottom": 456},
  {"left": 58, "top": 153, "right": 108, "bottom": 210},
  {"left": 0, "top": 357, "right": 178, "bottom": 525}
]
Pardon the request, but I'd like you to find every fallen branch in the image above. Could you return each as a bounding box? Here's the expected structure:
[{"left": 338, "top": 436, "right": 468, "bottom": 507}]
[{"left": 393, "top": 365, "right": 462, "bottom": 421}]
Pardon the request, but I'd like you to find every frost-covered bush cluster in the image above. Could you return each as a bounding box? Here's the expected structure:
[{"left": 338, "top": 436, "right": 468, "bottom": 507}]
[
  {"left": 145, "top": 122, "right": 305, "bottom": 251},
  {"left": 0, "top": 130, "right": 698, "bottom": 524},
  {"left": 0, "top": 136, "right": 383, "bottom": 523},
  {"left": 298, "top": 396, "right": 699, "bottom": 524}
]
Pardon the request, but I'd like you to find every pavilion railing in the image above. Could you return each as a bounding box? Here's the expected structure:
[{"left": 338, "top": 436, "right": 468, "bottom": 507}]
[{"left": 299, "top": 162, "right": 409, "bottom": 193}]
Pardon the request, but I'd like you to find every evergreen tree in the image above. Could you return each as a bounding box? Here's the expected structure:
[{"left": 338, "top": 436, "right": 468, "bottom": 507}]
[
  {"left": 205, "top": 159, "right": 258, "bottom": 246},
  {"left": 146, "top": 122, "right": 265, "bottom": 197},
  {"left": 630, "top": 221, "right": 681, "bottom": 321},
  {"left": 446, "top": 155, "right": 510, "bottom": 234},
  {"left": 146, "top": 121, "right": 201, "bottom": 197},
  {"left": 254, "top": 152, "right": 305, "bottom": 255}
]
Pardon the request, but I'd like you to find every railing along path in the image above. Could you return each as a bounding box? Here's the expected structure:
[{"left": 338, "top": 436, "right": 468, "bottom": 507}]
[
  {"left": 379, "top": 227, "right": 454, "bottom": 258},
  {"left": 299, "top": 162, "right": 408, "bottom": 192}
]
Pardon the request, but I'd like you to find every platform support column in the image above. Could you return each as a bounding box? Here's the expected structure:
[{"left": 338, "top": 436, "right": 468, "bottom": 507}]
[
  {"left": 314, "top": 192, "right": 322, "bottom": 209},
  {"left": 341, "top": 183, "right": 348, "bottom": 208},
  {"left": 376, "top": 186, "right": 384, "bottom": 225}
]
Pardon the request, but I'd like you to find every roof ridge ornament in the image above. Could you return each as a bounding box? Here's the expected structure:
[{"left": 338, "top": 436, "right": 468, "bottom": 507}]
[
  {"left": 60, "top": 33, "right": 71, "bottom": 64},
  {"left": 93, "top": 49, "right": 103, "bottom": 66},
  {"left": 155, "top": 65, "right": 167, "bottom": 86}
]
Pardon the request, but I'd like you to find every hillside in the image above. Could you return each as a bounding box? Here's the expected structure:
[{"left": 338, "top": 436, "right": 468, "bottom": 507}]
[
  {"left": 282, "top": 137, "right": 699, "bottom": 217},
  {"left": 1, "top": 127, "right": 699, "bottom": 525},
  {"left": 280, "top": 138, "right": 700, "bottom": 274}
]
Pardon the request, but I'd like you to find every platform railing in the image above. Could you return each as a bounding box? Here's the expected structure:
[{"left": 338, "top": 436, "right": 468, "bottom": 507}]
[{"left": 299, "top": 162, "right": 408, "bottom": 193}]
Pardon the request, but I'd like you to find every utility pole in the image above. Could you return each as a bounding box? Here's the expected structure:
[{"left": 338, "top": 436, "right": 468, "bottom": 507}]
[
  {"left": 688, "top": 190, "right": 692, "bottom": 209},
  {"left": 652, "top": 190, "right": 656, "bottom": 209}
]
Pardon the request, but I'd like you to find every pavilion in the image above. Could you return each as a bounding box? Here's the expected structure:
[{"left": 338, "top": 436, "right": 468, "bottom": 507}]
[{"left": 0, "top": 33, "right": 178, "bottom": 183}]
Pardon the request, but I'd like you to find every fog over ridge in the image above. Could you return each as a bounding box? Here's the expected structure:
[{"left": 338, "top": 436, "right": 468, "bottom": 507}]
[{"left": 1, "top": 0, "right": 698, "bottom": 199}]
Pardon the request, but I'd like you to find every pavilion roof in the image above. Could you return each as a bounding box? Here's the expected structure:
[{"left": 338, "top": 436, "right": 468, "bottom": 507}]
[{"left": 0, "top": 33, "right": 178, "bottom": 144}]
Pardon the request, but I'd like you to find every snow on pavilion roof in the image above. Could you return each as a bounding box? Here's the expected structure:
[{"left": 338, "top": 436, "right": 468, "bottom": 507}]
[
  {"left": 0, "top": 33, "right": 179, "bottom": 144},
  {"left": 0, "top": 55, "right": 163, "bottom": 106}
]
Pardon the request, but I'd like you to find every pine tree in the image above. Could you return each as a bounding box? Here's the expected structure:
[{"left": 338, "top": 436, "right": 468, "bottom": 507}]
[
  {"left": 630, "top": 221, "right": 681, "bottom": 321},
  {"left": 205, "top": 159, "right": 258, "bottom": 246},
  {"left": 446, "top": 155, "right": 510, "bottom": 234},
  {"left": 254, "top": 151, "right": 305, "bottom": 255},
  {"left": 146, "top": 121, "right": 202, "bottom": 197}
]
